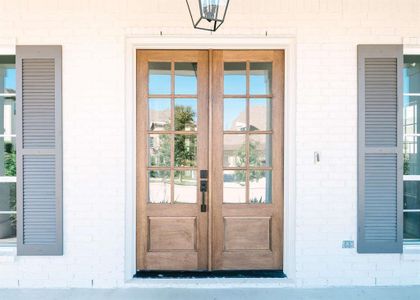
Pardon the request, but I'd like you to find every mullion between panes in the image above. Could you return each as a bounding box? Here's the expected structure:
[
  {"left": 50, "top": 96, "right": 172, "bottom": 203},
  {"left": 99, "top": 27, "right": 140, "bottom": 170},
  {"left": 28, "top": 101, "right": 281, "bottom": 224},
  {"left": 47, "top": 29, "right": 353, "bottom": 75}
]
[
  {"left": 149, "top": 94, "right": 198, "bottom": 98},
  {"left": 170, "top": 61, "right": 175, "bottom": 204},
  {"left": 147, "top": 131, "right": 197, "bottom": 136},
  {"left": 223, "top": 94, "right": 272, "bottom": 98},
  {"left": 245, "top": 61, "right": 250, "bottom": 203},
  {"left": 224, "top": 130, "right": 273, "bottom": 135}
]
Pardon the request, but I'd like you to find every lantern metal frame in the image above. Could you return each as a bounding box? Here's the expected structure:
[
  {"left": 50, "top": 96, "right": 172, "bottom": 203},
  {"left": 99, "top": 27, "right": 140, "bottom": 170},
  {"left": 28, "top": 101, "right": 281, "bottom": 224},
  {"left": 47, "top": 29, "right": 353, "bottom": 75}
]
[{"left": 186, "top": 0, "right": 230, "bottom": 32}]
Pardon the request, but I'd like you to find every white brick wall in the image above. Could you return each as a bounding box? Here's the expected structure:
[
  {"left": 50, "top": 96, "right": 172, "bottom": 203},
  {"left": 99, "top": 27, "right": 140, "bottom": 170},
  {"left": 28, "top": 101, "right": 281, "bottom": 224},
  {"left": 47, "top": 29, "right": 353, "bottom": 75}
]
[{"left": 0, "top": 0, "right": 419, "bottom": 288}]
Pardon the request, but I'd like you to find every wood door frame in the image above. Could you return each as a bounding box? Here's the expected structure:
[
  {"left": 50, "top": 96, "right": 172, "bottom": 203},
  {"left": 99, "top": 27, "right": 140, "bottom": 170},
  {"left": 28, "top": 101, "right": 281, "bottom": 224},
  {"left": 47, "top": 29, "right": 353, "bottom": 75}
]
[{"left": 124, "top": 36, "right": 297, "bottom": 282}]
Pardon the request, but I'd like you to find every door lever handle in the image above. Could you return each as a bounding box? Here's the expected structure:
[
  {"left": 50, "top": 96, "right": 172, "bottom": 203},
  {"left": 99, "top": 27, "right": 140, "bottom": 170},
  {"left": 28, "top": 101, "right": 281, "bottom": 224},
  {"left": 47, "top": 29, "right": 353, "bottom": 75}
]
[{"left": 200, "top": 180, "right": 207, "bottom": 212}]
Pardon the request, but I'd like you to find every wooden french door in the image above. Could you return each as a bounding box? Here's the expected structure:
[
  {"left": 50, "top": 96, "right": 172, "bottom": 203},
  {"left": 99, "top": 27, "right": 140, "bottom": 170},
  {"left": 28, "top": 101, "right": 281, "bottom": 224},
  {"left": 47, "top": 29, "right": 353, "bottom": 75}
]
[{"left": 136, "top": 50, "right": 284, "bottom": 271}]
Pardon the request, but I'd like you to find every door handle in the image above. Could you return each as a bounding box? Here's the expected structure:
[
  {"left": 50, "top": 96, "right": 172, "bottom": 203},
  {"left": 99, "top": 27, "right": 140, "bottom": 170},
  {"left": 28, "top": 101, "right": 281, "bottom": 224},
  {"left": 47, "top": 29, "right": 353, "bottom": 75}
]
[
  {"left": 200, "top": 170, "right": 208, "bottom": 213},
  {"left": 200, "top": 180, "right": 208, "bottom": 212}
]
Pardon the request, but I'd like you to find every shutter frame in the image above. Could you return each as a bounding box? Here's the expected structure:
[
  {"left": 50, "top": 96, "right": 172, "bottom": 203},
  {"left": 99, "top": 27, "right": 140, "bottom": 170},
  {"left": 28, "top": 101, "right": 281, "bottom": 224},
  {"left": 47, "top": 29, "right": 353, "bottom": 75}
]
[
  {"left": 357, "top": 45, "right": 403, "bottom": 253},
  {"left": 16, "top": 46, "right": 63, "bottom": 256}
]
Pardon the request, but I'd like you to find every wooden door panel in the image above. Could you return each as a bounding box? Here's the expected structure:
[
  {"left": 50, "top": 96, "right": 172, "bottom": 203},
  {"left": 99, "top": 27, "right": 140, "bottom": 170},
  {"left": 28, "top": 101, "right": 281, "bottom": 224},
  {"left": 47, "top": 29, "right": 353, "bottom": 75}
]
[
  {"left": 137, "top": 49, "right": 284, "bottom": 272},
  {"left": 221, "top": 251, "right": 274, "bottom": 270},
  {"left": 211, "top": 50, "right": 284, "bottom": 270},
  {"left": 148, "top": 217, "right": 197, "bottom": 251},
  {"left": 136, "top": 50, "right": 209, "bottom": 271},
  {"left": 145, "top": 252, "right": 199, "bottom": 270},
  {"left": 224, "top": 217, "right": 271, "bottom": 251}
]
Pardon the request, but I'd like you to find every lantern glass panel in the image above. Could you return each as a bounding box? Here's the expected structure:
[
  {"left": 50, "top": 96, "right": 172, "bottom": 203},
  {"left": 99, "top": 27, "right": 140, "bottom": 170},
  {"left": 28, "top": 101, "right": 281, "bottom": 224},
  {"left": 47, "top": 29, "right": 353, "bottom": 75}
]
[{"left": 186, "top": 0, "right": 229, "bottom": 32}]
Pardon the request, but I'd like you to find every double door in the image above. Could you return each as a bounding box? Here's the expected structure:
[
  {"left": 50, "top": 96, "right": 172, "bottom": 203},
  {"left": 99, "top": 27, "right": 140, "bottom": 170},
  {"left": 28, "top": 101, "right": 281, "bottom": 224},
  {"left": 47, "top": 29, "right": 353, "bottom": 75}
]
[{"left": 137, "top": 50, "right": 284, "bottom": 271}]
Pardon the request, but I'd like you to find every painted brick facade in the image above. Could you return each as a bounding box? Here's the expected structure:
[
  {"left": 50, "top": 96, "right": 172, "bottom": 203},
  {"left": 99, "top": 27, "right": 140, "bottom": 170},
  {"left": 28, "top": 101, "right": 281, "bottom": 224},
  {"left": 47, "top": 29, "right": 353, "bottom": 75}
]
[{"left": 0, "top": 0, "right": 420, "bottom": 288}]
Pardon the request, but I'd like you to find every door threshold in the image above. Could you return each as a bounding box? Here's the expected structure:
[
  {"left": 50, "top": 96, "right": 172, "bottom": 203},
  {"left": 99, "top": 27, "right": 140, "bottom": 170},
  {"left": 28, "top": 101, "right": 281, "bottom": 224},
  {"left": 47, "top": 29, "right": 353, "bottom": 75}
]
[{"left": 134, "top": 270, "right": 286, "bottom": 279}]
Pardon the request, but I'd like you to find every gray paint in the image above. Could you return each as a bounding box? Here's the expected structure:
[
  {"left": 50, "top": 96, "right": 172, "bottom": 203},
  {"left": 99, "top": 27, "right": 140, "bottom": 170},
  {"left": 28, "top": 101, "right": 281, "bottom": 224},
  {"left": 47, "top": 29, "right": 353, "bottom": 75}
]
[
  {"left": 357, "top": 45, "right": 403, "bottom": 253},
  {"left": 2, "top": 286, "right": 420, "bottom": 300},
  {"left": 16, "top": 46, "right": 63, "bottom": 256}
]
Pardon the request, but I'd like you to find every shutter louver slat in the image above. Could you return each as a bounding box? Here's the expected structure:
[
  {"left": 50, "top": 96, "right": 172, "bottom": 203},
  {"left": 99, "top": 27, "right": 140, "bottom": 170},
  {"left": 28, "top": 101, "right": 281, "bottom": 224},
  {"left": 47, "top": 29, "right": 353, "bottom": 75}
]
[
  {"left": 17, "top": 46, "right": 63, "bottom": 256},
  {"left": 22, "top": 59, "right": 56, "bottom": 150},
  {"left": 357, "top": 45, "right": 403, "bottom": 253}
]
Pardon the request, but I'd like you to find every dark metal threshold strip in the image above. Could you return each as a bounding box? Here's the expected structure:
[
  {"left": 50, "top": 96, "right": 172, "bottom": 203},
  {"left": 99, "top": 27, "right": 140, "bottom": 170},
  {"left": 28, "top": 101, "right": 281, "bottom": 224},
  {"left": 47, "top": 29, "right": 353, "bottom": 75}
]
[{"left": 134, "top": 270, "right": 286, "bottom": 279}]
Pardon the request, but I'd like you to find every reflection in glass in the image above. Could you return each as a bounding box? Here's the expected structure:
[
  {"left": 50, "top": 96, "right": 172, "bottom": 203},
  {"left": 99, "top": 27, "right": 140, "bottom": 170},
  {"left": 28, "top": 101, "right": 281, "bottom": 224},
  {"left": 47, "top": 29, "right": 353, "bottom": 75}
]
[
  {"left": 404, "top": 181, "right": 420, "bottom": 209},
  {"left": 249, "top": 134, "right": 272, "bottom": 167},
  {"left": 250, "top": 62, "right": 272, "bottom": 95},
  {"left": 174, "top": 170, "right": 197, "bottom": 203},
  {"left": 223, "top": 134, "right": 246, "bottom": 167},
  {"left": 404, "top": 96, "right": 420, "bottom": 175},
  {"left": 148, "top": 170, "right": 171, "bottom": 203},
  {"left": 1, "top": 97, "right": 16, "bottom": 136},
  {"left": 0, "top": 214, "right": 16, "bottom": 243},
  {"left": 0, "top": 56, "right": 16, "bottom": 93},
  {"left": 403, "top": 96, "right": 420, "bottom": 135},
  {"left": 148, "top": 99, "right": 171, "bottom": 131},
  {"left": 404, "top": 212, "right": 420, "bottom": 240},
  {"left": 149, "top": 62, "right": 171, "bottom": 95},
  {"left": 404, "top": 56, "right": 420, "bottom": 94},
  {"left": 175, "top": 62, "right": 197, "bottom": 95},
  {"left": 0, "top": 137, "right": 15, "bottom": 177},
  {"left": 249, "top": 170, "right": 272, "bottom": 204},
  {"left": 0, "top": 183, "right": 16, "bottom": 211},
  {"left": 404, "top": 135, "right": 420, "bottom": 175},
  {"left": 224, "top": 62, "right": 246, "bottom": 95},
  {"left": 223, "top": 170, "right": 246, "bottom": 203},
  {"left": 148, "top": 134, "right": 171, "bottom": 167},
  {"left": 175, "top": 99, "right": 197, "bottom": 131},
  {"left": 249, "top": 98, "right": 271, "bottom": 131},
  {"left": 174, "top": 134, "right": 197, "bottom": 167},
  {"left": 223, "top": 98, "right": 246, "bottom": 131}
]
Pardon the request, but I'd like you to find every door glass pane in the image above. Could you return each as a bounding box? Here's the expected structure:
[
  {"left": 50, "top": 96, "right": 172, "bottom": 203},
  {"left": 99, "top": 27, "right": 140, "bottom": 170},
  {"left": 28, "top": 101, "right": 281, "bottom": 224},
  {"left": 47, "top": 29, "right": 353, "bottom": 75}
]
[
  {"left": 250, "top": 62, "right": 272, "bottom": 95},
  {"left": 404, "top": 212, "right": 420, "bottom": 240},
  {"left": 404, "top": 181, "right": 420, "bottom": 209},
  {"left": 0, "top": 214, "right": 16, "bottom": 244},
  {"left": 0, "top": 183, "right": 16, "bottom": 211},
  {"left": 223, "top": 98, "right": 246, "bottom": 131},
  {"left": 249, "top": 170, "right": 272, "bottom": 204},
  {"left": 0, "top": 137, "right": 15, "bottom": 177},
  {"left": 403, "top": 96, "right": 420, "bottom": 135},
  {"left": 1, "top": 97, "right": 16, "bottom": 136},
  {"left": 249, "top": 134, "right": 272, "bottom": 167},
  {"left": 249, "top": 98, "right": 271, "bottom": 131},
  {"left": 149, "top": 62, "right": 171, "bottom": 95},
  {"left": 224, "top": 62, "right": 246, "bottom": 95},
  {"left": 148, "top": 134, "right": 171, "bottom": 167},
  {"left": 223, "top": 170, "right": 246, "bottom": 203},
  {"left": 404, "top": 55, "right": 420, "bottom": 94},
  {"left": 148, "top": 98, "right": 171, "bottom": 131},
  {"left": 223, "top": 134, "right": 246, "bottom": 167},
  {"left": 174, "top": 134, "right": 197, "bottom": 167},
  {"left": 175, "top": 99, "right": 197, "bottom": 131},
  {"left": 175, "top": 62, "right": 197, "bottom": 95},
  {"left": 174, "top": 170, "right": 197, "bottom": 203},
  {"left": 404, "top": 135, "right": 420, "bottom": 175},
  {"left": 0, "top": 57, "right": 15, "bottom": 92},
  {"left": 148, "top": 170, "right": 171, "bottom": 203}
]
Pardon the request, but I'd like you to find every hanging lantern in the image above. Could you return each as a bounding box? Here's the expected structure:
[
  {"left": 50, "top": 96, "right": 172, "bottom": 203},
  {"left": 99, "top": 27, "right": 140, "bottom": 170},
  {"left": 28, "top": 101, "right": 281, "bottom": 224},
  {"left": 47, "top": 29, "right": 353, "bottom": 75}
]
[{"left": 186, "top": 0, "right": 230, "bottom": 32}]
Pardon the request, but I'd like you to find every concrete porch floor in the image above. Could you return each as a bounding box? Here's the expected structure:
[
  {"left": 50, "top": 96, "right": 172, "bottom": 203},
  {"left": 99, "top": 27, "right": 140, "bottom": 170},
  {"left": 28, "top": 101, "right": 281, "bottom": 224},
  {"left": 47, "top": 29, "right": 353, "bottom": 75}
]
[{"left": 1, "top": 286, "right": 420, "bottom": 300}]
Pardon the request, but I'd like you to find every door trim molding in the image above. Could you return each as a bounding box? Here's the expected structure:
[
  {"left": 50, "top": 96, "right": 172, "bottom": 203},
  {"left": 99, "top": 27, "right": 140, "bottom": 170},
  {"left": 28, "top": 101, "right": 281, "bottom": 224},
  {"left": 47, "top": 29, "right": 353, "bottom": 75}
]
[{"left": 124, "top": 35, "right": 297, "bottom": 283}]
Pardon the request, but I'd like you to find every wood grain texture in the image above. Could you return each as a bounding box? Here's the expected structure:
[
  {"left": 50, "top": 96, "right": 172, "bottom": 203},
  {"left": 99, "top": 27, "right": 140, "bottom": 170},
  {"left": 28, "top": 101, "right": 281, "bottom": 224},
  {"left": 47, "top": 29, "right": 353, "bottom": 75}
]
[
  {"left": 212, "top": 50, "right": 284, "bottom": 270},
  {"left": 148, "top": 217, "right": 197, "bottom": 251},
  {"left": 137, "top": 50, "right": 284, "bottom": 271},
  {"left": 224, "top": 217, "right": 271, "bottom": 251},
  {"left": 137, "top": 50, "right": 209, "bottom": 271}
]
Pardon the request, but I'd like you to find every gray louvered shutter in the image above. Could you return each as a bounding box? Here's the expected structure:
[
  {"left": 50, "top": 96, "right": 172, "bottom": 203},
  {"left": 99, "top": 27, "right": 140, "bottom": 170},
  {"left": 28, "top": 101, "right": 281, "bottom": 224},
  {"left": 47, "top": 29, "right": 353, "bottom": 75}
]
[
  {"left": 16, "top": 46, "right": 63, "bottom": 255},
  {"left": 357, "top": 45, "right": 403, "bottom": 253}
]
